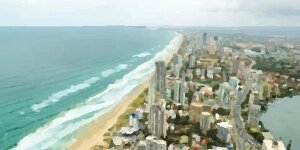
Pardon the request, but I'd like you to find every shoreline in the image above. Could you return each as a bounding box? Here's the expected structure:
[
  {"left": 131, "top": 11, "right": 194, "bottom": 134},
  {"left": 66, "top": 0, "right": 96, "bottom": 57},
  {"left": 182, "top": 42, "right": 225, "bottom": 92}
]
[
  {"left": 68, "top": 34, "right": 183, "bottom": 150},
  {"left": 259, "top": 95, "right": 300, "bottom": 148},
  {"left": 68, "top": 76, "right": 151, "bottom": 150}
]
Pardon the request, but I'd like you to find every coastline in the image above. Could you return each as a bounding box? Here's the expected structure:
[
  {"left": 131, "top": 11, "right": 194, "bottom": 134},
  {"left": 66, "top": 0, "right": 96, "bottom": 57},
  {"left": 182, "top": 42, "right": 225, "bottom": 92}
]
[
  {"left": 68, "top": 33, "right": 183, "bottom": 150},
  {"left": 68, "top": 77, "right": 151, "bottom": 150},
  {"left": 260, "top": 95, "right": 300, "bottom": 148}
]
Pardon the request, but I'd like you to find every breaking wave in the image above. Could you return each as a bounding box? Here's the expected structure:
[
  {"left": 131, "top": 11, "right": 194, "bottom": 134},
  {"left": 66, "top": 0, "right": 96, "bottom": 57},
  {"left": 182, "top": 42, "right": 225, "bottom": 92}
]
[
  {"left": 132, "top": 52, "right": 151, "bottom": 58},
  {"left": 31, "top": 64, "right": 128, "bottom": 112}
]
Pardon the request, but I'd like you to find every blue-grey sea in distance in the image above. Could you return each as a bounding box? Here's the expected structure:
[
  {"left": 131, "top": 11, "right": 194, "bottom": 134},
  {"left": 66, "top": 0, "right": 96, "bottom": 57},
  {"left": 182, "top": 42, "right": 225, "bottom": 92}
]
[
  {"left": 261, "top": 95, "right": 300, "bottom": 149},
  {"left": 0, "top": 27, "right": 175, "bottom": 149}
]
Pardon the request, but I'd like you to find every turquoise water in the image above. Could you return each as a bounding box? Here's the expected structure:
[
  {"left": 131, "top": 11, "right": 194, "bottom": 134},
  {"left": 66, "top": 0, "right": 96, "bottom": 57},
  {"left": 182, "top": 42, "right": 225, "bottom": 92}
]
[
  {"left": 0, "top": 27, "right": 175, "bottom": 149},
  {"left": 261, "top": 95, "right": 300, "bottom": 149}
]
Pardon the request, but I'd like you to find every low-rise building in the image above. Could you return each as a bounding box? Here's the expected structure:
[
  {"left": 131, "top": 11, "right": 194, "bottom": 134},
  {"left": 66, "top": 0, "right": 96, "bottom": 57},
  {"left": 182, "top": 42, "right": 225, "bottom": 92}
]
[
  {"left": 145, "top": 136, "right": 167, "bottom": 150},
  {"left": 262, "top": 139, "right": 286, "bottom": 150},
  {"left": 247, "top": 104, "right": 261, "bottom": 127}
]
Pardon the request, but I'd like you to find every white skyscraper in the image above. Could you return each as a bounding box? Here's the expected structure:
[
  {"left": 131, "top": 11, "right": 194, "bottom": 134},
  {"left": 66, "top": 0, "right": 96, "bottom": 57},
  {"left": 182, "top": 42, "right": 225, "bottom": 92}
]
[
  {"left": 180, "top": 70, "right": 186, "bottom": 105},
  {"left": 199, "top": 112, "right": 212, "bottom": 134},
  {"left": 218, "top": 82, "right": 231, "bottom": 105},
  {"left": 174, "top": 80, "right": 181, "bottom": 103},
  {"left": 155, "top": 61, "right": 166, "bottom": 94},
  {"left": 146, "top": 76, "right": 156, "bottom": 113},
  {"left": 148, "top": 105, "right": 167, "bottom": 138}
]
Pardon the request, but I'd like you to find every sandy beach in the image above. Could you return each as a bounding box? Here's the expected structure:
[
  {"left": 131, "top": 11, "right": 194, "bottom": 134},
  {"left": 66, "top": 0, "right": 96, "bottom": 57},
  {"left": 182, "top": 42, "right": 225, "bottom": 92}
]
[
  {"left": 68, "top": 34, "right": 183, "bottom": 150},
  {"left": 68, "top": 77, "right": 151, "bottom": 150}
]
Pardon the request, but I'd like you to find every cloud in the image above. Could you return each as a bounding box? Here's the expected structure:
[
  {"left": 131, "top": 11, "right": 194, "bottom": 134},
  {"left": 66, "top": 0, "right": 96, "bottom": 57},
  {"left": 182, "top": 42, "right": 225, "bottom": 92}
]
[
  {"left": 0, "top": 0, "right": 299, "bottom": 26},
  {"left": 239, "top": 0, "right": 300, "bottom": 17}
]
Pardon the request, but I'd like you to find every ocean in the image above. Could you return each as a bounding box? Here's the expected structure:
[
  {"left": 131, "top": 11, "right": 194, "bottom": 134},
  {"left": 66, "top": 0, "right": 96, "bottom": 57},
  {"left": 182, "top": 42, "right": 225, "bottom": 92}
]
[
  {"left": 261, "top": 96, "right": 300, "bottom": 149},
  {"left": 0, "top": 27, "right": 177, "bottom": 150}
]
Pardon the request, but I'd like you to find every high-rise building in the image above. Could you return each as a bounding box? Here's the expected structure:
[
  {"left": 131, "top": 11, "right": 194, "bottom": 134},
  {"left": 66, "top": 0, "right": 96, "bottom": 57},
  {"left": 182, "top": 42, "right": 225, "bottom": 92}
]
[
  {"left": 203, "top": 33, "right": 208, "bottom": 46},
  {"left": 208, "top": 38, "right": 217, "bottom": 55},
  {"left": 172, "top": 54, "right": 183, "bottom": 67},
  {"left": 247, "top": 69, "right": 264, "bottom": 100},
  {"left": 217, "top": 122, "right": 233, "bottom": 144},
  {"left": 231, "top": 57, "right": 240, "bottom": 74},
  {"left": 207, "top": 66, "right": 214, "bottom": 79},
  {"left": 199, "top": 112, "right": 212, "bottom": 134},
  {"left": 222, "top": 71, "right": 227, "bottom": 82},
  {"left": 201, "top": 68, "right": 206, "bottom": 80},
  {"left": 247, "top": 104, "right": 261, "bottom": 127},
  {"left": 129, "top": 112, "right": 139, "bottom": 129},
  {"left": 229, "top": 77, "right": 239, "bottom": 90},
  {"left": 189, "top": 54, "right": 196, "bottom": 68},
  {"left": 172, "top": 64, "right": 181, "bottom": 78},
  {"left": 155, "top": 61, "right": 166, "bottom": 94},
  {"left": 174, "top": 80, "right": 181, "bottom": 103},
  {"left": 237, "top": 61, "right": 246, "bottom": 79},
  {"left": 148, "top": 105, "right": 167, "bottom": 138},
  {"left": 195, "top": 35, "right": 202, "bottom": 53},
  {"left": 217, "top": 82, "right": 231, "bottom": 105},
  {"left": 180, "top": 70, "right": 186, "bottom": 105},
  {"left": 145, "top": 136, "right": 167, "bottom": 150},
  {"left": 146, "top": 76, "right": 156, "bottom": 113}
]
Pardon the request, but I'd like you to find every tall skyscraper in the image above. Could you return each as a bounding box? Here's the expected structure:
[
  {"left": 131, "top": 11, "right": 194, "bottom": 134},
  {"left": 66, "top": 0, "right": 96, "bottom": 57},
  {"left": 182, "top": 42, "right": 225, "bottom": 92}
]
[
  {"left": 231, "top": 57, "right": 240, "bottom": 74},
  {"left": 155, "top": 61, "right": 166, "bottom": 94},
  {"left": 217, "top": 82, "right": 231, "bottom": 105},
  {"left": 172, "top": 54, "right": 183, "bottom": 67},
  {"left": 148, "top": 105, "right": 167, "bottom": 138},
  {"left": 180, "top": 70, "right": 186, "bottom": 105},
  {"left": 189, "top": 54, "right": 196, "bottom": 68},
  {"left": 203, "top": 33, "right": 208, "bottom": 46},
  {"left": 200, "top": 112, "right": 212, "bottom": 134},
  {"left": 174, "top": 80, "right": 181, "bottom": 103},
  {"left": 146, "top": 76, "right": 156, "bottom": 113},
  {"left": 208, "top": 37, "right": 217, "bottom": 55}
]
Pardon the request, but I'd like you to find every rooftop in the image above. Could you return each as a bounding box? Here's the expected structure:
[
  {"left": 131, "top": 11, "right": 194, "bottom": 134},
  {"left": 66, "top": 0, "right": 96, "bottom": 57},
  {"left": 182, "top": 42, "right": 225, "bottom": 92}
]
[
  {"left": 263, "top": 139, "right": 286, "bottom": 150},
  {"left": 217, "top": 121, "right": 233, "bottom": 128}
]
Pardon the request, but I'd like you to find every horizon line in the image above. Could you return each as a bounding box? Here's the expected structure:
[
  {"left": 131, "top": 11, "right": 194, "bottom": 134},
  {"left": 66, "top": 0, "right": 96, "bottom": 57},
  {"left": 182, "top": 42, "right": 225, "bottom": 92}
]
[{"left": 1, "top": 25, "right": 300, "bottom": 28}]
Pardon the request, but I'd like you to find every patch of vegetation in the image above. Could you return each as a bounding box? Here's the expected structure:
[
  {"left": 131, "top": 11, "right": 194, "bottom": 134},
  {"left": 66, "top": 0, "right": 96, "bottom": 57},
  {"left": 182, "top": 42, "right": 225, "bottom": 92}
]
[
  {"left": 114, "top": 91, "right": 146, "bottom": 129},
  {"left": 212, "top": 107, "right": 230, "bottom": 116}
]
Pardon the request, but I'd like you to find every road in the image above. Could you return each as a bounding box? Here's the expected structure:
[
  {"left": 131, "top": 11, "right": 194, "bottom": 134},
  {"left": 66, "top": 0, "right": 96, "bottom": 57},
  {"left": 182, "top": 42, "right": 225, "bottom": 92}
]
[{"left": 231, "top": 60, "right": 261, "bottom": 149}]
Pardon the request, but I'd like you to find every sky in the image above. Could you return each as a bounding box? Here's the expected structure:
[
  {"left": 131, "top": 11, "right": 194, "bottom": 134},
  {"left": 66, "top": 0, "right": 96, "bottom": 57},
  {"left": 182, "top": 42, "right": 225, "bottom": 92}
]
[{"left": 0, "top": 0, "right": 300, "bottom": 26}]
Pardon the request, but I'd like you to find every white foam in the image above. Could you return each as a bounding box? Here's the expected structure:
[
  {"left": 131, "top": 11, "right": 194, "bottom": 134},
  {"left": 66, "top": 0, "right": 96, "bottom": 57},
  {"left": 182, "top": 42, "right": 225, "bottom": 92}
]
[
  {"left": 13, "top": 33, "right": 182, "bottom": 150},
  {"left": 102, "top": 64, "right": 128, "bottom": 77},
  {"left": 31, "top": 77, "right": 99, "bottom": 112},
  {"left": 19, "top": 111, "right": 25, "bottom": 116},
  {"left": 31, "top": 64, "right": 128, "bottom": 112},
  {"left": 101, "top": 69, "right": 115, "bottom": 77},
  {"left": 132, "top": 52, "right": 151, "bottom": 58}
]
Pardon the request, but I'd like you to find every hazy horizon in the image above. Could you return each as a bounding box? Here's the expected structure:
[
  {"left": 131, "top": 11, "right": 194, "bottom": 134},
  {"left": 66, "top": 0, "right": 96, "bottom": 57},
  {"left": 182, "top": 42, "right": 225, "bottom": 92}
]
[{"left": 1, "top": 0, "right": 300, "bottom": 26}]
